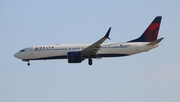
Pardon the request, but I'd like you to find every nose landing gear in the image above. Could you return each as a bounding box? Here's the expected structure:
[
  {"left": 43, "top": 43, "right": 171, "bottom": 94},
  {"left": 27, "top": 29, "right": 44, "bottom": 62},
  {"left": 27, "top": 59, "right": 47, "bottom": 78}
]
[
  {"left": 23, "top": 60, "right": 31, "bottom": 66},
  {"left": 27, "top": 62, "right": 30, "bottom": 66},
  {"left": 24, "top": 60, "right": 30, "bottom": 66}
]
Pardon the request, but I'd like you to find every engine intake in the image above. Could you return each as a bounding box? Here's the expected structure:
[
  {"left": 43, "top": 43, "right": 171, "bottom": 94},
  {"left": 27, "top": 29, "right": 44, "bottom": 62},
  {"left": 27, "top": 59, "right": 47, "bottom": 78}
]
[{"left": 67, "top": 52, "right": 83, "bottom": 63}]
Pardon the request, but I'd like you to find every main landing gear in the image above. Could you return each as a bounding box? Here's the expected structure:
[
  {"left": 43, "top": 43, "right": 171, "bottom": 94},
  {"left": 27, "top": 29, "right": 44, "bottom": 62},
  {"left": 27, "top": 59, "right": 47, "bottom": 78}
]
[{"left": 88, "top": 58, "right": 92, "bottom": 66}]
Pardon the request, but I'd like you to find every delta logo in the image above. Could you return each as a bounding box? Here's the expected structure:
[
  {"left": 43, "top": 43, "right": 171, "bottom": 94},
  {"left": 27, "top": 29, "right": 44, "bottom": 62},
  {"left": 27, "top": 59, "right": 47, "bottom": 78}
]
[{"left": 35, "top": 46, "right": 54, "bottom": 51}]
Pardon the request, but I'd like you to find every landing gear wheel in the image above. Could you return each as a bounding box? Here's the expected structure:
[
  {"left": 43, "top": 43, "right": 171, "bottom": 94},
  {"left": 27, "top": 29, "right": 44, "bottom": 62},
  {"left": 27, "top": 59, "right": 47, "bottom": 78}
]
[
  {"left": 27, "top": 62, "right": 30, "bottom": 66},
  {"left": 88, "top": 58, "right": 92, "bottom": 65}
]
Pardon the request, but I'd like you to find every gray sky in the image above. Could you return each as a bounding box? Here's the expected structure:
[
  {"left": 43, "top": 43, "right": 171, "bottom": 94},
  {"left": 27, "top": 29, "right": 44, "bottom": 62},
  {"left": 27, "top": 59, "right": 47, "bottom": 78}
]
[{"left": 0, "top": 0, "right": 180, "bottom": 102}]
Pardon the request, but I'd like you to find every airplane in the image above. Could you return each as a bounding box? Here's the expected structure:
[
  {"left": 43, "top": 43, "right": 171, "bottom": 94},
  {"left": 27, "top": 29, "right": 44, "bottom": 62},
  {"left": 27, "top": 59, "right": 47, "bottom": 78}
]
[{"left": 14, "top": 16, "right": 163, "bottom": 66}]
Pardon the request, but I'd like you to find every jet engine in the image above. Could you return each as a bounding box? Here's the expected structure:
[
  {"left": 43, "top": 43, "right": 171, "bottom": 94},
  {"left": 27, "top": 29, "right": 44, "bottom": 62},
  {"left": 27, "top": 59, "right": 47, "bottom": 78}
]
[{"left": 67, "top": 52, "right": 84, "bottom": 63}]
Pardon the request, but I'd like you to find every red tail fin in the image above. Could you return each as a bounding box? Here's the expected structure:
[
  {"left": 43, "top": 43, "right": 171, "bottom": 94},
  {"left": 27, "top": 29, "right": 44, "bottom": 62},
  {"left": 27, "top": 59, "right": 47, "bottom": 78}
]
[{"left": 129, "top": 16, "right": 162, "bottom": 42}]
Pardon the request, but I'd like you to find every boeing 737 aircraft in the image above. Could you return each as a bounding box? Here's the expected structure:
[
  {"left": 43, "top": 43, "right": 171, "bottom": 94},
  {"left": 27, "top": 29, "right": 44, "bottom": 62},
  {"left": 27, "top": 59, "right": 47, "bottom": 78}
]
[{"left": 14, "top": 16, "right": 163, "bottom": 66}]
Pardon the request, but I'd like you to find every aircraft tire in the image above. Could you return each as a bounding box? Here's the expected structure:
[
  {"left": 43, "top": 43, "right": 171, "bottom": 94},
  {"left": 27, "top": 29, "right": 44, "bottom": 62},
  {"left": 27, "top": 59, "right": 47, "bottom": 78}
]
[
  {"left": 27, "top": 62, "right": 30, "bottom": 66},
  {"left": 88, "top": 58, "right": 92, "bottom": 65}
]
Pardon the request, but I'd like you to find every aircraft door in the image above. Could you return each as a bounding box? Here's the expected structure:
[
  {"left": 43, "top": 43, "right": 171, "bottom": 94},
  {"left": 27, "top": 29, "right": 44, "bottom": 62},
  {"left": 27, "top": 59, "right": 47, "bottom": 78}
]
[
  {"left": 135, "top": 44, "right": 139, "bottom": 51},
  {"left": 136, "top": 46, "right": 139, "bottom": 51},
  {"left": 30, "top": 49, "right": 34, "bottom": 55}
]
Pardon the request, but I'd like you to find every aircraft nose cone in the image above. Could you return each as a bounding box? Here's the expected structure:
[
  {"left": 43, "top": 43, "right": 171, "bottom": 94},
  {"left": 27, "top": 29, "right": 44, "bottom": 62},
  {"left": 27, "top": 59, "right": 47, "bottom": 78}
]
[{"left": 14, "top": 53, "right": 20, "bottom": 58}]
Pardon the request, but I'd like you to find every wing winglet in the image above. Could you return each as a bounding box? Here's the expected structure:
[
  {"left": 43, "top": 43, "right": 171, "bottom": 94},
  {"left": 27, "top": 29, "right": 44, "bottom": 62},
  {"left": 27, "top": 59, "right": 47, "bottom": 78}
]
[
  {"left": 81, "top": 27, "right": 112, "bottom": 55},
  {"left": 104, "top": 27, "right": 111, "bottom": 40}
]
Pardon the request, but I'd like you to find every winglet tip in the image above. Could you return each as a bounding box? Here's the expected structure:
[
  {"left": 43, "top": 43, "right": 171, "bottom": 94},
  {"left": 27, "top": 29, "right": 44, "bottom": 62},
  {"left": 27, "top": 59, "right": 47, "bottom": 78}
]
[{"left": 104, "top": 27, "right": 112, "bottom": 39}]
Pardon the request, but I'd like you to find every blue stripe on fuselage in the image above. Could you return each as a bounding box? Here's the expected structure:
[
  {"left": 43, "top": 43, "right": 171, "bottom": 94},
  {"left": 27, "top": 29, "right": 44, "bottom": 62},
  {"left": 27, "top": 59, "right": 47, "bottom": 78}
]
[{"left": 23, "top": 54, "right": 130, "bottom": 61}]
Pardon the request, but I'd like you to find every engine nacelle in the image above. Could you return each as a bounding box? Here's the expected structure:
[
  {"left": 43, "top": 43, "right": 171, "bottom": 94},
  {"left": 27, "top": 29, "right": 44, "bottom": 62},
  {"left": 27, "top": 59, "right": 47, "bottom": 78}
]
[{"left": 67, "top": 52, "right": 83, "bottom": 63}]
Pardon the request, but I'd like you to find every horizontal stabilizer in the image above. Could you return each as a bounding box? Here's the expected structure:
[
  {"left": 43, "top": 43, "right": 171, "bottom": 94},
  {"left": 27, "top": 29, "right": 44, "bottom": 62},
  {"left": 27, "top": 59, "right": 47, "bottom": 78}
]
[{"left": 147, "top": 37, "right": 164, "bottom": 45}]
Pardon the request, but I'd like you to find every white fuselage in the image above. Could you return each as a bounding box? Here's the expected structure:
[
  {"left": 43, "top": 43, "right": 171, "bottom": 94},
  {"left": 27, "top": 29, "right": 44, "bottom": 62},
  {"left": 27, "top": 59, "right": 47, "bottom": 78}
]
[
  {"left": 14, "top": 42, "right": 158, "bottom": 61},
  {"left": 14, "top": 16, "right": 163, "bottom": 66}
]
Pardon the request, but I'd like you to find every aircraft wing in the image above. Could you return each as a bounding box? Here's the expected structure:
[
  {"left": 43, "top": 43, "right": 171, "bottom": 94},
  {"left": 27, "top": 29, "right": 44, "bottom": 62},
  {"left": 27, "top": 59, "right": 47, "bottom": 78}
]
[{"left": 81, "top": 27, "right": 111, "bottom": 56}]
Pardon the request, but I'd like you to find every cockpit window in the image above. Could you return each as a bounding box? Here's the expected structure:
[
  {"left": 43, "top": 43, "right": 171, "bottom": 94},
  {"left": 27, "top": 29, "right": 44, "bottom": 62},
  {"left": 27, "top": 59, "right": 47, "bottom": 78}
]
[{"left": 19, "top": 49, "right": 25, "bottom": 52}]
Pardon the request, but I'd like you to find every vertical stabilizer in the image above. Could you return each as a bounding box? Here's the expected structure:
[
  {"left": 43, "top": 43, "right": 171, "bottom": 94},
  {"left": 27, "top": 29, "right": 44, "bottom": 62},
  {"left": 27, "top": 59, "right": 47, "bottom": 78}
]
[{"left": 129, "top": 16, "right": 162, "bottom": 42}]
